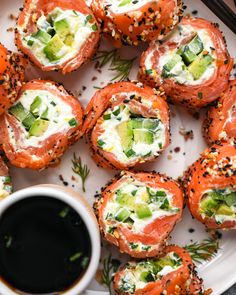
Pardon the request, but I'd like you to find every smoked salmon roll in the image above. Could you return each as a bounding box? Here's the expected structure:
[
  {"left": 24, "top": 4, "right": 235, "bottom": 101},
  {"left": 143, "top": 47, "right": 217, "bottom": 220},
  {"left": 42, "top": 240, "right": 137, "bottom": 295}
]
[
  {"left": 83, "top": 82, "right": 170, "bottom": 170},
  {"left": 0, "top": 157, "right": 12, "bottom": 200},
  {"left": 184, "top": 140, "right": 236, "bottom": 229},
  {"left": 0, "top": 79, "right": 83, "bottom": 170},
  {"left": 15, "top": 0, "right": 100, "bottom": 74},
  {"left": 203, "top": 80, "right": 236, "bottom": 144},
  {"left": 94, "top": 171, "right": 183, "bottom": 258},
  {"left": 113, "top": 245, "right": 211, "bottom": 295},
  {"left": 91, "top": 0, "right": 182, "bottom": 47},
  {"left": 139, "top": 16, "right": 234, "bottom": 109},
  {"left": 0, "top": 43, "right": 27, "bottom": 116}
]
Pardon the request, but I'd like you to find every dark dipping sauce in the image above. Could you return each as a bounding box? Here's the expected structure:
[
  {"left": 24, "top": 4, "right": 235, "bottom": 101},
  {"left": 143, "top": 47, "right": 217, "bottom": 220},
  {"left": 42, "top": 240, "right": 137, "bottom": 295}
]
[{"left": 0, "top": 196, "right": 91, "bottom": 294}]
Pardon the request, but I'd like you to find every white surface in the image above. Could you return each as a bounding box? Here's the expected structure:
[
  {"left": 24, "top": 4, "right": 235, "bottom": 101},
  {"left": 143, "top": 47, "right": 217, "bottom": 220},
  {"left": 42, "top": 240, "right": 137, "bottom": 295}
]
[{"left": 0, "top": 0, "right": 236, "bottom": 294}]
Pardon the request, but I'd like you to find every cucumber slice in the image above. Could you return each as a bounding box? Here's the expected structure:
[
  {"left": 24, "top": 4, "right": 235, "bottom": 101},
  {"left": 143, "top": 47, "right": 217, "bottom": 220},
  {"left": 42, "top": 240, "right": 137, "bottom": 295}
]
[
  {"left": 30, "top": 96, "right": 42, "bottom": 117},
  {"left": 188, "top": 54, "right": 213, "bottom": 80},
  {"left": 163, "top": 54, "right": 182, "bottom": 72},
  {"left": 117, "top": 121, "right": 133, "bottom": 152},
  {"left": 182, "top": 35, "right": 203, "bottom": 65},
  {"left": 9, "top": 102, "right": 28, "bottom": 122},
  {"left": 43, "top": 34, "right": 67, "bottom": 61},
  {"left": 129, "top": 119, "right": 159, "bottom": 131},
  {"left": 32, "top": 29, "right": 51, "bottom": 44},
  {"left": 133, "top": 129, "right": 154, "bottom": 145},
  {"left": 225, "top": 192, "right": 236, "bottom": 206},
  {"left": 54, "top": 19, "right": 71, "bottom": 40},
  {"left": 29, "top": 119, "right": 49, "bottom": 137},
  {"left": 115, "top": 208, "right": 131, "bottom": 222},
  {"left": 181, "top": 49, "right": 197, "bottom": 65},
  {"left": 200, "top": 196, "right": 219, "bottom": 216},
  {"left": 22, "top": 113, "right": 36, "bottom": 130},
  {"left": 135, "top": 204, "right": 152, "bottom": 219}
]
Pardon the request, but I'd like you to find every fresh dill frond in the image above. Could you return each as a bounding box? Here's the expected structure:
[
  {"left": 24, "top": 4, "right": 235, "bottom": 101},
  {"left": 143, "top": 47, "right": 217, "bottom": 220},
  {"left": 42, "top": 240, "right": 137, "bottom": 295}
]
[
  {"left": 102, "top": 254, "right": 121, "bottom": 294},
  {"left": 72, "top": 153, "right": 90, "bottom": 192}
]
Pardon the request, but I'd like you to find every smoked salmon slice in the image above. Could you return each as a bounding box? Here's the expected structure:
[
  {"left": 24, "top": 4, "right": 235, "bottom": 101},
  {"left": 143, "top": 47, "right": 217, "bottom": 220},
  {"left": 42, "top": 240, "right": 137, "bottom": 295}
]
[
  {"left": 184, "top": 140, "right": 236, "bottom": 229},
  {"left": 139, "top": 16, "right": 234, "bottom": 109},
  {"left": 91, "top": 0, "right": 182, "bottom": 47},
  {"left": 113, "top": 245, "right": 212, "bottom": 295},
  {"left": 0, "top": 156, "right": 12, "bottom": 200},
  {"left": 94, "top": 171, "right": 183, "bottom": 258},
  {"left": 83, "top": 82, "right": 170, "bottom": 170},
  {"left": 15, "top": 0, "right": 100, "bottom": 74},
  {"left": 203, "top": 80, "right": 236, "bottom": 144},
  {"left": 0, "top": 79, "right": 83, "bottom": 170},
  {"left": 0, "top": 43, "right": 27, "bottom": 116}
]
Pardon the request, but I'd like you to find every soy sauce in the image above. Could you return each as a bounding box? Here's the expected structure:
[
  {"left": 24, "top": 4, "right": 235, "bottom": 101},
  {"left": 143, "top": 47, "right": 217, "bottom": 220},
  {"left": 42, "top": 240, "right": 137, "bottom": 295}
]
[{"left": 0, "top": 196, "right": 91, "bottom": 294}]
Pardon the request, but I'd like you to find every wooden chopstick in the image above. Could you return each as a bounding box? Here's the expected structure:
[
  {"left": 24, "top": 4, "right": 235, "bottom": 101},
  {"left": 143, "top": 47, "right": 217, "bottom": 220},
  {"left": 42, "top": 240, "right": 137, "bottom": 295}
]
[{"left": 201, "top": 0, "right": 236, "bottom": 34}]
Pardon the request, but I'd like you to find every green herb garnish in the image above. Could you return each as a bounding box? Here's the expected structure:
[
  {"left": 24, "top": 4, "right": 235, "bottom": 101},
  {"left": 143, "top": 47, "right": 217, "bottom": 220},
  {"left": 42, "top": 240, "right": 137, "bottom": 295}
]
[
  {"left": 72, "top": 153, "right": 90, "bottom": 192},
  {"left": 59, "top": 206, "right": 69, "bottom": 218},
  {"left": 69, "top": 252, "right": 82, "bottom": 262},
  {"left": 102, "top": 255, "right": 121, "bottom": 293}
]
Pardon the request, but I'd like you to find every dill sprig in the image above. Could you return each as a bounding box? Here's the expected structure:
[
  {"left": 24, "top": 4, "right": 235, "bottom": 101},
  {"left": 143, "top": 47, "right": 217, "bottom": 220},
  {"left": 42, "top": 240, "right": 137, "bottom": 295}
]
[
  {"left": 94, "top": 49, "right": 136, "bottom": 81},
  {"left": 72, "top": 153, "right": 90, "bottom": 192},
  {"left": 184, "top": 238, "right": 219, "bottom": 264},
  {"left": 102, "top": 254, "right": 121, "bottom": 294}
]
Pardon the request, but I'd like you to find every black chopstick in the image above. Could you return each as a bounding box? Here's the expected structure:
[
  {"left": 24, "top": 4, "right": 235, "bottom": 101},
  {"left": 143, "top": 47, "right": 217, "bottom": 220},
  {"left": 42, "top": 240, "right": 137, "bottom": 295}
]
[{"left": 201, "top": 0, "right": 236, "bottom": 34}]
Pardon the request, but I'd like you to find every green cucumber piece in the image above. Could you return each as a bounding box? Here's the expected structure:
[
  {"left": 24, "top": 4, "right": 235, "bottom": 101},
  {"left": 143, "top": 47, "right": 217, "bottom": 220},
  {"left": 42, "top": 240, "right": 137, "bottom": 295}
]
[
  {"left": 128, "top": 118, "right": 143, "bottom": 129},
  {"left": 216, "top": 204, "right": 234, "bottom": 216},
  {"left": 116, "top": 193, "right": 135, "bottom": 209},
  {"left": 181, "top": 49, "right": 197, "bottom": 65},
  {"left": 29, "top": 119, "right": 49, "bottom": 137},
  {"left": 129, "top": 119, "right": 159, "bottom": 131},
  {"left": 115, "top": 208, "right": 131, "bottom": 222},
  {"left": 22, "top": 113, "right": 36, "bottom": 130},
  {"left": 163, "top": 54, "right": 182, "bottom": 72},
  {"left": 32, "top": 29, "right": 51, "bottom": 44},
  {"left": 9, "top": 102, "right": 28, "bottom": 122},
  {"left": 41, "top": 107, "right": 49, "bottom": 120},
  {"left": 225, "top": 192, "right": 236, "bottom": 206},
  {"left": 200, "top": 196, "right": 219, "bottom": 216},
  {"left": 182, "top": 35, "right": 203, "bottom": 65},
  {"left": 188, "top": 54, "right": 213, "bottom": 80},
  {"left": 43, "top": 34, "right": 66, "bottom": 61},
  {"left": 30, "top": 96, "right": 42, "bottom": 117},
  {"left": 133, "top": 129, "right": 154, "bottom": 145},
  {"left": 135, "top": 204, "right": 152, "bottom": 219},
  {"left": 117, "top": 121, "right": 133, "bottom": 152},
  {"left": 54, "top": 19, "right": 71, "bottom": 40}
]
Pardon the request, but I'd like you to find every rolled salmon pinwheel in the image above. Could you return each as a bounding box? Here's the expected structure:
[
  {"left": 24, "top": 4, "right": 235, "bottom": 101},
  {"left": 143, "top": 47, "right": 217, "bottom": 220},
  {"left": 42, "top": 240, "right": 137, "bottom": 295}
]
[
  {"left": 91, "top": 0, "right": 182, "bottom": 47},
  {"left": 139, "top": 16, "right": 234, "bottom": 109},
  {"left": 113, "top": 245, "right": 211, "bottom": 295},
  {"left": 0, "top": 43, "right": 27, "bottom": 116},
  {"left": 15, "top": 0, "right": 100, "bottom": 74},
  {"left": 0, "top": 157, "right": 12, "bottom": 200},
  {"left": 0, "top": 80, "right": 83, "bottom": 170},
  {"left": 184, "top": 140, "right": 236, "bottom": 229},
  {"left": 83, "top": 82, "right": 170, "bottom": 170},
  {"left": 94, "top": 171, "right": 183, "bottom": 258},
  {"left": 203, "top": 80, "right": 236, "bottom": 144}
]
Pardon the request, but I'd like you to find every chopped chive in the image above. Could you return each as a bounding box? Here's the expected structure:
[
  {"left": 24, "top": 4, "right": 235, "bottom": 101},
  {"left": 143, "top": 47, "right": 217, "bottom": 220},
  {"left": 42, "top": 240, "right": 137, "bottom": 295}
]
[
  {"left": 198, "top": 92, "right": 203, "bottom": 99},
  {"left": 97, "top": 139, "right": 105, "bottom": 147},
  {"left": 131, "top": 190, "right": 137, "bottom": 196},
  {"left": 59, "top": 207, "right": 69, "bottom": 218},
  {"left": 69, "top": 252, "right": 82, "bottom": 262},
  {"left": 68, "top": 118, "right": 78, "bottom": 127},
  {"left": 146, "top": 69, "right": 153, "bottom": 75},
  {"left": 50, "top": 101, "right": 56, "bottom": 106},
  {"left": 113, "top": 107, "right": 120, "bottom": 116},
  {"left": 103, "top": 113, "right": 111, "bottom": 120},
  {"left": 73, "top": 10, "right": 78, "bottom": 16},
  {"left": 27, "top": 39, "right": 34, "bottom": 46},
  {"left": 91, "top": 24, "right": 98, "bottom": 31},
  {"left": 81, "top": 256, "right": 89, "bottom": 269},
  {"left": 125, "top": 149, "right": 136, "bottom": 158},
  {"left": 85, "top": 14, "right": 92, "bottom": 25},
  {"left": 158, "top": 143, "right": 163, "bottom": 149}
]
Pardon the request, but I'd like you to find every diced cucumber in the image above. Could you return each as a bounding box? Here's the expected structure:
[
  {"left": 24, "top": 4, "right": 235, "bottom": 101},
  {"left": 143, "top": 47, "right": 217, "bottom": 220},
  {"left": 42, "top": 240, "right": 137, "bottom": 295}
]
[
  {"left": 200, "top": 196, "right": 219, "bottom": 216},
  {"left": 181, "top": 35, "right": 203, "bottom": 65},
  {"left": 41, "top": 107, "right": 49, "bottom": 120},
  {"left": 22, "top": 113, "right": 36, "bottom": 130},
  {"left": 32, "top": 29, "right": 51, "bottom": 44},
  {"left": 188, "top": 54, "right": 213, "bottom": 80},
  {"left": 30, "top": 96, "right": 42, "bottom": 117},
  {"left": 9, "top": 102, "right": 28, "bottom": 122},
  {"left": 54, "top": 19, "right": 71, "bottom": 40},
  {"left": 29, "top": 119, "right": 49, "bottom": 137},
  {"left": 140, "top": 271, "right": 155, "bottom": 282},
  {"left": 116, "top": 193, "right": 135, "bottom": 209},
  {"left": 117, "top": 121, "right": 133, "bottom": 152},
  {"left": 43, "top": 34, "right": 66, "bottom": 61},
  {"left": 64, "top": 34, "right": 74, "bottom": 46},
  {"left": 135, "top": 204, "right": 152, "bottom": 219},
  {"left": 133, "top": 129, "right": 154, "bottom": 145},
  {"left": 181, "top": 49, "right": 197, "bottom": 65},
  {"left": 163, "top": 54, "right": 182, "bottom": 72},
  {"left": 143, "top": 119, "right": 159, "bottom": 131},
  {"left": 225, "top": 192, "right": 236, "bottom": 206},
  {"left": 115, "top": 208, "right": 131, "bottom": 222},
  {"left": 128, "top": 118, "right": 143, "bottom": 129},
  {"left": 216, "top": 204, "right": 234, "bottom": 216},
  {"left": 208, "top": 190, "right": 225, "bottom": 201}
]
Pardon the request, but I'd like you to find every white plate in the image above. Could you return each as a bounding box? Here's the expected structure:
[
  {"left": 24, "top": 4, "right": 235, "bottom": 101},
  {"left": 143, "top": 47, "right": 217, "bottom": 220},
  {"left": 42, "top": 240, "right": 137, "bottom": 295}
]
[{"left": 0, "top": 0, "right": 236, "bottom": 294}]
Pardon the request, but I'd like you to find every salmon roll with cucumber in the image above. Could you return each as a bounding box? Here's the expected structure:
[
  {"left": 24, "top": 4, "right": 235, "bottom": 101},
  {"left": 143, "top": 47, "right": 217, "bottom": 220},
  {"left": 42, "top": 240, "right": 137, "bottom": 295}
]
[
  {"left": 83, "top": 82, "right": 170, "bottom": 170},
  {"left": 0, "top": 43, "right": 27, "bottom": 116},
  {"left": 0, "top": 80, "right": 83, "bottom": 170},
  {"left": 0, "top": 157, "right": 12, "bottom": 200},
  {"left": 15, "top": 0, "right": 100, "bottom": 74},
  {"left": 184, "top": 140, "right": 236, "bottom": 229},
  {"left": 94, "top": 171, "right": 183, "bottom": 258},
  {"left": 139, "top": 16, "right": 233, "bottom": 109},
  {"left": 203, "top": 80, "right": 236, "bottom": 144},
  {"left": 113, "top": 245, "right": 211, "bottom": 295},
  {"left": 90, "top": 0, "right": 182, "bottom": 47}
]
